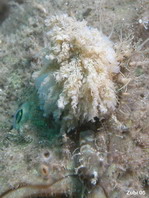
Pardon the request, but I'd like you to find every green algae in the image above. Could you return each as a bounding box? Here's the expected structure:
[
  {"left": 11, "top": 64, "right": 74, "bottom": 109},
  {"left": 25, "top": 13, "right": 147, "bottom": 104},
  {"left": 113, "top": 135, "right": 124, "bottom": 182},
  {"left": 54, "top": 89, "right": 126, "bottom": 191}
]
[
  {"left": 135, "top": 66, "right": 144, "bottom": 77},
  {"left": 9, "top": 72, "right": 22, "bottom": 89}
]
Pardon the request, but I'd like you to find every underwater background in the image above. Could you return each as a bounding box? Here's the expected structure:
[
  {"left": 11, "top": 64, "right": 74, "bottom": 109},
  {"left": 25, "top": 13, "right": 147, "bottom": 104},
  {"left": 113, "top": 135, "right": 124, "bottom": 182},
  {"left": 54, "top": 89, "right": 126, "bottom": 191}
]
[{"left": 0, "top": 0, "right": 149, "bottom": 197}]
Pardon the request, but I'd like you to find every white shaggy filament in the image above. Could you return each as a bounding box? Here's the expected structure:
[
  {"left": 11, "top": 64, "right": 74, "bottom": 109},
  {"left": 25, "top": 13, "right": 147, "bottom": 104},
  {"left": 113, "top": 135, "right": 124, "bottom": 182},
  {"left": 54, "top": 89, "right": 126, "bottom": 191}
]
[{"left": 35, "top": 14, "right": 120, "bottom": 131}]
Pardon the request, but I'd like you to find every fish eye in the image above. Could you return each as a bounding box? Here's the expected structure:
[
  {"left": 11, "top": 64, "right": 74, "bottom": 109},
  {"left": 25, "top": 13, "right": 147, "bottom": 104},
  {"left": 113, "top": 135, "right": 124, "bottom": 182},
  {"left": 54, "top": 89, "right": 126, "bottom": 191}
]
[{"left": 15, "top": 109, "right": 23, "bottom": 124}]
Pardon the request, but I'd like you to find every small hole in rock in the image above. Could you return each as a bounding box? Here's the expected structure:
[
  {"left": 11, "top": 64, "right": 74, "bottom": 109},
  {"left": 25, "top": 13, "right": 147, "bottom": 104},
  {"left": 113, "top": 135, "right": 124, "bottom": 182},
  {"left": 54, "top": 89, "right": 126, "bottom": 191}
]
[
  {"left": 44, "top": 151, "right": 50, "bottom": 158},
  {"left": 140, "top": 93, "right": 144, "bottom": 98},
  {"left": 41, "top": 165, "right": 49, "bottom": 176}
]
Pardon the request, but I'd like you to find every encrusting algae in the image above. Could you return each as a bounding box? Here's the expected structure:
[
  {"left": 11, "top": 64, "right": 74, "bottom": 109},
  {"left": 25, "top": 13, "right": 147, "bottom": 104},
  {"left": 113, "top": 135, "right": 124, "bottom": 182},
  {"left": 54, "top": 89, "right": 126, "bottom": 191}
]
[{"left": 35, "top": 14, "right": 120, "bottom": 132}]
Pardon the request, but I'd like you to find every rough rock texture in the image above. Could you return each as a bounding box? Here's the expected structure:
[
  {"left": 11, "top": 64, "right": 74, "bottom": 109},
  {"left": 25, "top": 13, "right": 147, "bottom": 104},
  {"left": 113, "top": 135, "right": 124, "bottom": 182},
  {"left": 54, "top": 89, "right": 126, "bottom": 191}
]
[{"left": 0, "top": 0, "right": 149, "bottom": 197}]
